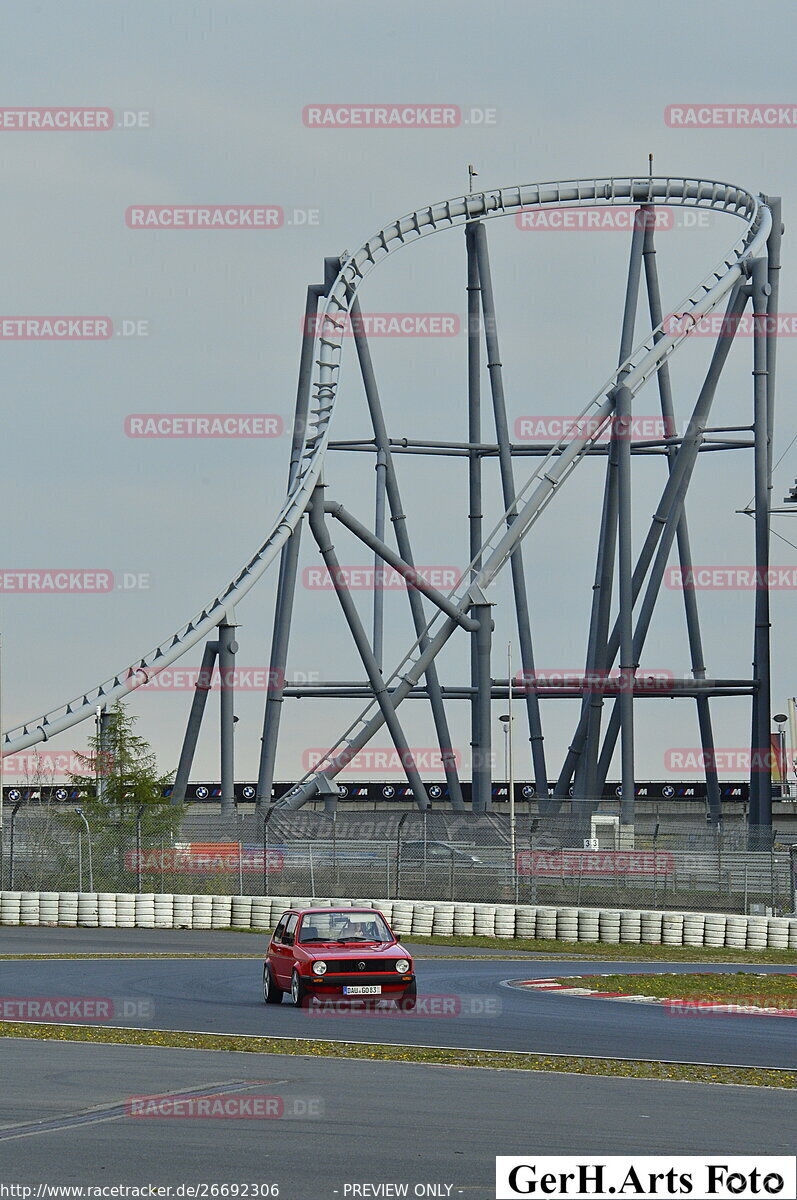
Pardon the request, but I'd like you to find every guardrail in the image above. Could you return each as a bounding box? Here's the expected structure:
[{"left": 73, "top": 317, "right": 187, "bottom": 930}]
[{"left": 1, "top": 891, "right": 795, "bottom": 949}]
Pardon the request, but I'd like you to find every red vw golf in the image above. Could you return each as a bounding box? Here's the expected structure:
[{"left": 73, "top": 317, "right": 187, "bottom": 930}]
[{"left": 262, "top": 906, "right": 416, "bottom": 1009}]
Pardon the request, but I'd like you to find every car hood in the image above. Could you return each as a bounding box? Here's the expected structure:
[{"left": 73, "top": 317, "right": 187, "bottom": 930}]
[{"left": 295, "top": 941, "right": 408, "bottom": 959}]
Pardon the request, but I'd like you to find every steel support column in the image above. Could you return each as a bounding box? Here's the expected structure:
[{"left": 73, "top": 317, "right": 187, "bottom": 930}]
[
  {"left": 349, "top": 295, "right": 464, "bottom": 808},
  {"left": 556, "top": 284, "right": 750, "bottom": 797},
  {"left": 472, "top": 596, "right": 494, "bottom": 812},
  {"left": 373, "top": 448, "right": 387, "bottom": 669},
  {"left": 97, "top": 709, "right": 112, "bottom": 805},
  {"left": 574, "top": 213, "right": 646, "bottom": 808},
  {"left": 750, "top": 257, "right": 773, "bottom": 834},
  {"left": 466, "top": 221, "right": 483, "bottom": 811},
  {"left": 308, "top": 487, "right": 429, "bottom": 810},
  {"left": 473, "top": 221, "right": 548, "bottom": 800},
  {"left": 641, "top": 207, "right": 721, "bottom": 825},
  {"left": 594, "top": 290, "right": 752, "bottom": 792},
  {"left": 171, "top": 641, "right": 219, "bottom": 804},
  {"left": 218, "top": 619, "right": 238, "bottom": 818},
  {"left": 615, "top": 382, "right": 635, "bottom": 826},
  {"left": 324, "top": 501, "right": 477, "bottom": 631},
  {"left": 256, "top": 272, "right": 332, "bottom": 811}
]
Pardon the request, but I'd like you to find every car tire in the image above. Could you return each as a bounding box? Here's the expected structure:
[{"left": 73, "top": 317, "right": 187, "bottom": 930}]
[
  {"left": 263, "top": 964, "right": 283, "bottom": 1005},
  {"left": 290, "top": 969, "right": 307, "bottom": 1008},
  {"left": 397, "top": 981, "right": 417, "bottom": 1012}
]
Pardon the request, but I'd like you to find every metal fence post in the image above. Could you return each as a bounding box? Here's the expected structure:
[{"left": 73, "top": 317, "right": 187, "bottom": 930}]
[
  {"left": 309, "top": 843, "right": 316, "bottom": 898},
  {"left": 8, "top": 799, "right": 22, "bottom": 889},
  {"left": 135, "top": 805, "right": 144, "bottom": 895},
  {"left": 395, "top": 812, "right": 409, "bottom": 899},
  {"left": 262, "top": 811, "right": 271, "bottom": 898}
]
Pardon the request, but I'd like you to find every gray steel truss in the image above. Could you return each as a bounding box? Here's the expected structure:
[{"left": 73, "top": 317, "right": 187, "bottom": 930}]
[{"left": 3, "top": 177, "right": 779, "bottom": 833}]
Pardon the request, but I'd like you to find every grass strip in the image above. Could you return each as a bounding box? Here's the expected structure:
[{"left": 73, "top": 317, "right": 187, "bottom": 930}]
[
  {"left": 0, "top": 1020, "right": 793, "bottom": 1089},
  {"left": 1, "top": 927, "right": 795, "bottom": 965},
  {"left": 221, "top": 926, "right": 797, "bottom": 965},
  {"left": 0, "top": 953, "right": 262, "bottom": 960},
  {"left": 398, "top": 933, "right": 797, "bottom": 965},
  {"left": 551, "top": 971, "right": 797, "bottom": 1005}
]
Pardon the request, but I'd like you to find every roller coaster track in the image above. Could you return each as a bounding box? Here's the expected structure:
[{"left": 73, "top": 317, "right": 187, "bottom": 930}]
[{"left": 4, "top": 178, "right": 772, "bottom": 790}]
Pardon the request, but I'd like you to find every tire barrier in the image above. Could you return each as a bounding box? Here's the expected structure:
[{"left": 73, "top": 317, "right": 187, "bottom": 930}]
[{"left": 1, "top": 890, "right": 795, "bottom": 949}]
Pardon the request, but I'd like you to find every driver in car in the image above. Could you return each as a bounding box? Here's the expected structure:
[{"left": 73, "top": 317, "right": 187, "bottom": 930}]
[{"left": 338, "top": 915, "right": 382, "bottom": 941}]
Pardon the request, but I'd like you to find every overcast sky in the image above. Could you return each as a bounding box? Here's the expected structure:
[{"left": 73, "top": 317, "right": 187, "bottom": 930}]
[{"left": 2, "top": 0, "right": 797, "bottom": 789}]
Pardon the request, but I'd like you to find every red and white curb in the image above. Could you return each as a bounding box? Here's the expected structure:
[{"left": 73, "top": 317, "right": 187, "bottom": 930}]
[{"left": 514, "top": 975, "right": 797, "bottom": 1017}]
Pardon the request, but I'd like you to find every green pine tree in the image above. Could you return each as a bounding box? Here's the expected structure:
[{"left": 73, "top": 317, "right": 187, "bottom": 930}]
[{"left": 68, "top": 701, "right": 179, "bottom": 838}]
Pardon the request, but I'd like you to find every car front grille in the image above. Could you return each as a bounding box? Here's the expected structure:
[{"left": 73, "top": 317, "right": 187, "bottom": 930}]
[{"left": 325, "top": 958, "right": 399, "bottom": 974}]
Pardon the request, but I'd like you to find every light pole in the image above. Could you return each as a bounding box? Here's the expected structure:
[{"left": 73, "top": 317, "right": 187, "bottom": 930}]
[
  {"left": 75, "top": 807, "right": 93, "bottom": 891},
  {"left": 0, "top": 630, "right": 4, "bottom": 849},
  {"left": 774, "top": 714, "right": 788, "bottom": 799},
  {"left": 499, "top": 642, "right": 517, "bottom": 900},
  {"left": 95, "top": 706, "right": 102, "bottom": 803}
]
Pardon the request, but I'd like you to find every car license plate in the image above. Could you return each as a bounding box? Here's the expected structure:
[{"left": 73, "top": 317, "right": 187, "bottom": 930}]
[{"left": 343, "top": 985, "right": 381, "bottom": 996}]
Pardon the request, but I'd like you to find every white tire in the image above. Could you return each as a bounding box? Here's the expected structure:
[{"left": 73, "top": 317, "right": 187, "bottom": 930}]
[{"left": 640, "top": 911, "right": 664, "bottom": 944}]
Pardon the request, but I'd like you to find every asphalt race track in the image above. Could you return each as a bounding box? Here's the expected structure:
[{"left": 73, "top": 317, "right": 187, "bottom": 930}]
[
  {"left": 1, "top": 929, "right": 796, "bottom": 1195},
  {"left": 2, "top": 1039, "right": 795, "bottom": 1195},
  {"left": 0, "top": 934, "right": 795, "bottom": 1068}
]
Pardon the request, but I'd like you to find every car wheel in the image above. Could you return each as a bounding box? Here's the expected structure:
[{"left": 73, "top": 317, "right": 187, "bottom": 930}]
[
  {"left": 290, "top": 969, "right": 307, "bottom": 1008},
  {"left": 396, "top": 981, "right": 417, "bottom": 1012},
  {"left": 263, "top": 964, "right": 283, "bottom": 1005}
]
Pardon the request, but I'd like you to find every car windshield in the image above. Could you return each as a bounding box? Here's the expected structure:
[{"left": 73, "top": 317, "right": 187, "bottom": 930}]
[{"left": 297, "top": 911, "right": 393, "bottom": 944}]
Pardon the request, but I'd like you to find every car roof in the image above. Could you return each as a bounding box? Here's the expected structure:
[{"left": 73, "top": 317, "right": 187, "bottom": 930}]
[{"left": 282, "top": 907, "right": 382, "bottom": 915}]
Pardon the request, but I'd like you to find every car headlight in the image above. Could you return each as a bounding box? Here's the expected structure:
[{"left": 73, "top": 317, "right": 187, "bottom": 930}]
[
  {"left": 395, "top": 959, "right": 410, "bottom": 974},
  {"left": 312, "top": 961, "right": 327, "bottom": 976}
]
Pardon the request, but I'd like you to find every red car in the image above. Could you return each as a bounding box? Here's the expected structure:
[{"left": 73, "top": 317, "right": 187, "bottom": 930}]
[{"left": 262, "top": 906, "right": 416, "bottom": 1009}]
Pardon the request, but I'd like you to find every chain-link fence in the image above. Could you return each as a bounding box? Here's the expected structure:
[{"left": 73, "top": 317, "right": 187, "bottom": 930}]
[{"left": 1, "top": 803, "right": 794, "bottom": 915}]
